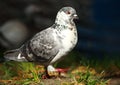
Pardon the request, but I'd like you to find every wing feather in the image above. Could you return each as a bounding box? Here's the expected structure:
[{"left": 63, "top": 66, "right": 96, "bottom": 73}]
[{"left": 29, "top": 28, "right": 59, "bottom": 62}]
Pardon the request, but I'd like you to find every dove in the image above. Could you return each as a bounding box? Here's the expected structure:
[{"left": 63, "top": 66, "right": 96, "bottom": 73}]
[{"left": 4, "top": 7, "right": 78, "bottom": 77}]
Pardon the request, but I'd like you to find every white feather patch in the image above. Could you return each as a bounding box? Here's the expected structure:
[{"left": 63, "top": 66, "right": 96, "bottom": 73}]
[{"left": 17, "top": 53, "right": 21, "bottom": 59}]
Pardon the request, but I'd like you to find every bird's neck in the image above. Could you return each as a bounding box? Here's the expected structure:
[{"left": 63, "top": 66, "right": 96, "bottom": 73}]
[
  {"left": 52, "top": 22, "right": 76, "bottom": 32},
  {"left": 54, "top": 18, "right": 75, "bottom": 29}
]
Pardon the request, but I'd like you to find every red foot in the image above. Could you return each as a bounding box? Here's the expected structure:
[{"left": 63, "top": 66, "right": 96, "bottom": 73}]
[
  {"left": 55, "top": 68, "right": 69, "bottom": 73},
  {"left": 42, "top": 68, "right": 69, "bottom": 79}
]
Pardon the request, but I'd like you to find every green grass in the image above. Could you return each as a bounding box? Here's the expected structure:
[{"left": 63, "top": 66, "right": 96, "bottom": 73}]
[
  {"left": 0, "top": 51, "right": 119, "bottom": 84},
  {"left": 73, "top": 68, "right": 108, "bottom": 85},
  {"left": 0, "top": 61, "right": 18, "bottom": 79},
  {"left": 0, "top": 61, "right": 42, "bottom": 84},
  {"left": 17, "top": 62, "right": 41, "bottom": 82}
]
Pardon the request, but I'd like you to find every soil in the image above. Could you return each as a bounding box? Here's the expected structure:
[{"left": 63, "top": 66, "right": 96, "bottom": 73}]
[
  {"left": 41, "top": 78, "right": 74, "bottom": 85},
  {"left": 108, "top": 78, "right": 120, "bottom": 85},
  {"left": 40, "top": 77, "right": 120, "bottom": 85}
]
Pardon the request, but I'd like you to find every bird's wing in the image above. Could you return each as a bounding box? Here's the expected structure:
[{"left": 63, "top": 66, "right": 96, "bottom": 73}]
[{"left": 29, "top": 28, "right": 60, "bottom": 63}]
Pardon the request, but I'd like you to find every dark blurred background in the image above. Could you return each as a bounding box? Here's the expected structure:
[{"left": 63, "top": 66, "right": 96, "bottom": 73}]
[{"left": 0, "top": 0, "right": 120, "bottom": 57}]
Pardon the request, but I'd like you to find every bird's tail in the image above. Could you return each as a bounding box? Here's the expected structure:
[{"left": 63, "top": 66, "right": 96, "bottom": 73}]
[{"left": 4, "top": 49, "right": 25, "bottom": 61}]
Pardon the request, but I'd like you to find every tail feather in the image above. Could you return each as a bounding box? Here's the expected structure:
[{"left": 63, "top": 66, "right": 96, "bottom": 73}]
[
  {"left": 4, "top": 49, "right": 19, "bottom": 55},
  {"left": 4, "top": 49, "right": 27, "bottom": 61}
]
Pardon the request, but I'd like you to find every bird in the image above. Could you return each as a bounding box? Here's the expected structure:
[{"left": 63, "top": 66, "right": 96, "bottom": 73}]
[{"left": 4, "top": 7, "right": 79, "bottom": 77}]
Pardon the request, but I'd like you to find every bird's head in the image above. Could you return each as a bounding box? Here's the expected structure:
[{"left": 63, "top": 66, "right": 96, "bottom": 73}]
[{"left": 55, "top": 7, "right": 78, "bottom": 25}]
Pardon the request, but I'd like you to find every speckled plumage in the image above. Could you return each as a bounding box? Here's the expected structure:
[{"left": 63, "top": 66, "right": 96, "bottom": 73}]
[{"left": 4, "top": 7, "right": 78, "bottom": 67}]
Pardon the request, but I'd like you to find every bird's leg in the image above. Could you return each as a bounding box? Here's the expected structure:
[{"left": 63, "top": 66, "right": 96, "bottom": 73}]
[
  {"left": 42, "top": 66, "right": 51, "bottom": 79},
  {"left": 42, "top": 65, "right": 58, "bottom": 79},
  {"left": 42, "top": 65, "right": 57, "bottom": 79},
  {"left": 47, "top": 65, "right": 56, "bottom": 72},
  {"left": 47, "top": 65, "right": 58, "bottom": 77},
  {"left": 42, "top": 65, "right": 69, "bottom": 79}
]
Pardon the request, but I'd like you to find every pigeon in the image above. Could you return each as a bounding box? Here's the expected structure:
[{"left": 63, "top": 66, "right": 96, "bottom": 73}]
[{"left": 4, "top": 7, "right": 78, "bottom": 77}]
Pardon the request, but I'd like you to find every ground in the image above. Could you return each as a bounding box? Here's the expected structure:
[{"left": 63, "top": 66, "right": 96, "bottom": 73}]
[{"left": 0, "top": 52, "right": 120, "bottom": 85}]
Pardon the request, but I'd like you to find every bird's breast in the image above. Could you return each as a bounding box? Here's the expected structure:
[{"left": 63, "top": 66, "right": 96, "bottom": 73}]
[
  {"left": 50, "top": 28, "right": 78, "bottom": 64},
  {"left": 62, "top": 30, "right": 77, "bottom": 50},
  {"left": 58, "top": 27, "right": 78, "bottom": 53}
]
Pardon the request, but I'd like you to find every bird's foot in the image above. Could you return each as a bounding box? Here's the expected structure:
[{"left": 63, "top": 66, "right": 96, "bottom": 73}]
[
  {"left": 55, "top": 68, "right": 69, "bottom": 78},
  {"left": 42, "top": 65, "right": 57, "bottom": 79},
  {"left": 47, "top": 65, "right": 58, "bottom": 78},
  {"left": 42, "top": 65, "right": 69, "bottom": 79}
]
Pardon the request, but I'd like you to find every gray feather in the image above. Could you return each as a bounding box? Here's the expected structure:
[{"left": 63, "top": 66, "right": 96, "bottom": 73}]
[{"left": 4, "top": 49, "right": 27, "bottom": 61}]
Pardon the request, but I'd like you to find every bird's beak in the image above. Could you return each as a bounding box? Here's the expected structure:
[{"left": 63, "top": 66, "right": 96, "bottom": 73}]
[{"left": 73, "top": 14, "right": 79, "bottom": 19}]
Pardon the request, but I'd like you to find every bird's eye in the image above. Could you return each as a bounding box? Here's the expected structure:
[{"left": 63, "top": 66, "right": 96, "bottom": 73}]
[{"left": 66, "top": 11, "right": 71, "bottom": 14}]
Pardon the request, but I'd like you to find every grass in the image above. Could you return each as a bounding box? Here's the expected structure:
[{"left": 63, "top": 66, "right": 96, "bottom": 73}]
[
  {"left": 17, "top": 62, "right": 41, "bottom": 83},
  {"left": 0, "top": 51, "right": 119, "bottom": 84},
  {"left": 0, "top": 62, "right": 44, "bottom": 84},
  {"left": 72, "top": 67, "right": 108, "bottom": 85}
]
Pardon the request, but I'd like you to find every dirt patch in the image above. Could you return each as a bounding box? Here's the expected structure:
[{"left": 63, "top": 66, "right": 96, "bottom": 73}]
[
  {"left": 41, "top": 78, "right": 75, "bottom": 85},
  {"left": 108, "top": 78, "right": 120, "bottom": 85},
  {"left": 41, "top": 78, "right": 120, "bottom": 85}
]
